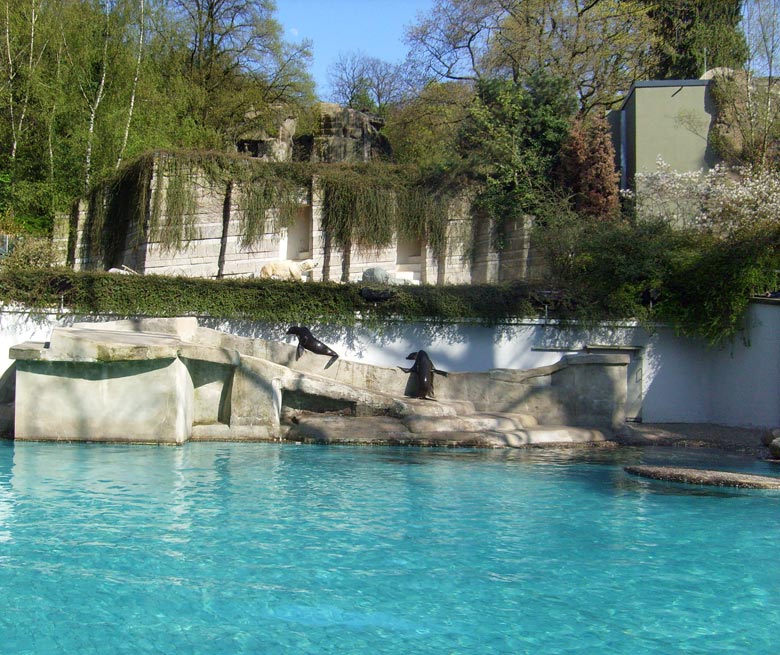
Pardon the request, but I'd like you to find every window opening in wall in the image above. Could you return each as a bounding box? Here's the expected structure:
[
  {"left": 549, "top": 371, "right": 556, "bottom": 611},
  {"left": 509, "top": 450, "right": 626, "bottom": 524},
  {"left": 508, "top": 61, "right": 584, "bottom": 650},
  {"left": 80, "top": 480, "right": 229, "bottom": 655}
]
[
  {"left": 286, "top": 207, "right": 313, "bottom": 260},
  {"left": 395, "top": 236, "right": 422, "bottom": 283}
]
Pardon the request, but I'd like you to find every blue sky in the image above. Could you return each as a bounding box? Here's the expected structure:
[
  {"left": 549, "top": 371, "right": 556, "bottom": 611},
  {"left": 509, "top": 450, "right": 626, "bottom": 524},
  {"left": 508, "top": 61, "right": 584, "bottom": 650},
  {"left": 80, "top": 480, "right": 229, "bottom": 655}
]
[{"left": 275, "top": 0, "right": 434, "bottom": 101}]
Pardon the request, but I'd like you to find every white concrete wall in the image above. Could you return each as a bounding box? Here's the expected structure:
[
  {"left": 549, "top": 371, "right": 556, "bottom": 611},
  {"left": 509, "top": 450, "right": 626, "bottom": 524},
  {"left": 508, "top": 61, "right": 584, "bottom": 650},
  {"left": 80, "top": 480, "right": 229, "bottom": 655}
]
[
  {"left": 1, "top": 302, "right": 778, "bottom": 428},
  {"left": 709, "top": 303, "right": 780, "bottom": 427}
]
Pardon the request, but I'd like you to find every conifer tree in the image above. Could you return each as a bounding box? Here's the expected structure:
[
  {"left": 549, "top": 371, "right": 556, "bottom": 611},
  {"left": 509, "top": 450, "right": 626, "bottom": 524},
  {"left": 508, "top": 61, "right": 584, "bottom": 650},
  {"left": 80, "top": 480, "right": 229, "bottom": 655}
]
[
  {"left": 556, "top": 115, "right": 620, "bottom": 219},
  {"left": 642, "top": 0, "right": 748, "bottom": 79}
]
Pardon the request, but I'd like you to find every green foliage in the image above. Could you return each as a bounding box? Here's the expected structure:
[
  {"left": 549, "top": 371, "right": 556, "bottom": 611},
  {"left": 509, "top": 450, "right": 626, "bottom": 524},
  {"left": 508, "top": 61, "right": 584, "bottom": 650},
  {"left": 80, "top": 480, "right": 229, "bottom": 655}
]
[
  {"left": 153, "top": 158, "right": 199, "bottom": 252},
  {"left": 566, "top": 218, "right": 700, "bottom": 323},
  {"left": 0, "top": 237, "right": 59, "bottom": 273},
  {"left": 459, "top": 74, "right": 576, "bottom": 249},
  {"left": 4, "top": 212, "right": 780, "bottom": 347},
  {"left": 5, "top": 181, "right": 55, "bottom": 235},
  {"left": 83, "top": 154, "right": 155, "bottom": 266},
  {"left": 319, "top": 164, "right": 406, "bottom": 253},
  {"left": 0, "top": 0, "right": 314, "bottom": 235},
  {"left": 409, "top": 0, "right": 657, "bottom": 113},
  {"left": 656, "top": 225, "right": 780, "bottom": 345},
  {"left": 384, "top": 82, "right": 471, "bottom": 169},
  {"left": 0, "top": 269, "right": 542, "bottom": 327},
  {"left": 81, "top": 151, "right": 456, "bottom": 266},
  {"left": 534, "top": 209, "right": 780, "bottom": 344},
  {"left": 643, "top": 0, "right": 748, "bottom": 78}
]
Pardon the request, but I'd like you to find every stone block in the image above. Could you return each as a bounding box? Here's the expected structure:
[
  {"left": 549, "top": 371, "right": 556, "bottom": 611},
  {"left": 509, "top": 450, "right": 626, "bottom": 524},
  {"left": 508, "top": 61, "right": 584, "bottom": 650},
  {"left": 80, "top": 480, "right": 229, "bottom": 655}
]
[
  {"left": 14, "top": 357, "right": 193, "bottom": 443},
  {"left": 229, "top": 354, "right": 284, "bottom": 435}
]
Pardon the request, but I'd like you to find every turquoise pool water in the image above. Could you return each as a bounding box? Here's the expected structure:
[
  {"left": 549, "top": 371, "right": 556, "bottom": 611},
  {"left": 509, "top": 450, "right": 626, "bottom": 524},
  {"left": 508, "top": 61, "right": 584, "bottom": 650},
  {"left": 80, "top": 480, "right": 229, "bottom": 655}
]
[{"left": 1, "top": 441, "right": 779, "bottom": 654}]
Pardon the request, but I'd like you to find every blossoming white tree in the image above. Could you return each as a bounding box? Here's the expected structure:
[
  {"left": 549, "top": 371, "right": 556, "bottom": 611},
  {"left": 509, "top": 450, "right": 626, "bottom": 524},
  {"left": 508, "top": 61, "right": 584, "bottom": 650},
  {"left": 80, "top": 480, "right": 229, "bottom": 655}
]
[{"left": 627, "top": 158, "right": 780, "bottom": 237}]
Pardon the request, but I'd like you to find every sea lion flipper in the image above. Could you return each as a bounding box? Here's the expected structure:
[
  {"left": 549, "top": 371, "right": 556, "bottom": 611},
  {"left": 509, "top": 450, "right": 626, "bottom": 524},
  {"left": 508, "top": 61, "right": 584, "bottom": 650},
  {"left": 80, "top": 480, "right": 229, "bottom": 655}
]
[{"left": 296, "top": 344, "right": 304, "bottom": 360}]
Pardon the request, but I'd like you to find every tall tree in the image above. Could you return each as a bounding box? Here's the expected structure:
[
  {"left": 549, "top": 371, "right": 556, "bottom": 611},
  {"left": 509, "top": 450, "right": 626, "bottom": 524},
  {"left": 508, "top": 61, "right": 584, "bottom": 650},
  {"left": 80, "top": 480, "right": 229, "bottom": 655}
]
[
  {"left": 167, "top": 0, "right": 313, "bottom": 145},
  {"left": 328, "top": 50, "right": 372, "bottom": 109},
  {"left": 1, "top": 0, "right": 49, "bottom": 183},
  {"left": 710, "top": 0, "right": 780, "bottom": 170},
  {"left": 327, "top": 50, "right": 407, "bottom": 114},
  {"left": 458, "top": 72, "right": 577, "bottom": 244},
  {"left": 406, "top": 0, "right": 657, "bottom": 112},
  {"left": 115, "top": 0, "right": 145, "bottom": 169},
  {"left": 642, "top": 0, "right": 748, "bottom": 79},
  {"left": 383, "top": 80, "right": 471, "bottom": 167},
  {"left": 556, "top": 115, "right": 620, "bottom": 219}
]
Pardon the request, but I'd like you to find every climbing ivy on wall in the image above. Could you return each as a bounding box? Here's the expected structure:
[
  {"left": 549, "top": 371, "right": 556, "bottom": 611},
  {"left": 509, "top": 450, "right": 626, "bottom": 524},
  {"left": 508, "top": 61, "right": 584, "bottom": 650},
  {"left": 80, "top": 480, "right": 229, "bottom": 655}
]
[
  {"left": 82, "top": 155, "right": 155, "bottom": 267},
  {"left": 81, "top": 150, "right": 455, "bottom": 266},
  {"left": 318, "top": 164, "right": 404, "bottom": 253},
  {"left": 151, "top": 156, "right": 199, "bottom": 252}
]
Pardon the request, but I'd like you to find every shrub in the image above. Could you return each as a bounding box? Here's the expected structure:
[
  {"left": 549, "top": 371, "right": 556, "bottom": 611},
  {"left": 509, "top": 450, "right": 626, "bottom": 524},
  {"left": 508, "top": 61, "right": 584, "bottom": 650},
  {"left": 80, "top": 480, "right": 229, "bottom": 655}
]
[
  {"left": 1, "top": 237, "right": 58, "bottom": 273},
  {"left": 0, "top": 269, "right": 545, "bottom": 327}
]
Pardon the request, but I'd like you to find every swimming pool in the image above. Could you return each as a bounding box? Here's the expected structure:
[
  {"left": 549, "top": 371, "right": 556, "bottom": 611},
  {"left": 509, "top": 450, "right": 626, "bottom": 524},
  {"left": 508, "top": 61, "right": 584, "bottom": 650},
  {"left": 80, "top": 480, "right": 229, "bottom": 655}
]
[{"left": 1, "top": 440, "right": 778, "bottom": 654}]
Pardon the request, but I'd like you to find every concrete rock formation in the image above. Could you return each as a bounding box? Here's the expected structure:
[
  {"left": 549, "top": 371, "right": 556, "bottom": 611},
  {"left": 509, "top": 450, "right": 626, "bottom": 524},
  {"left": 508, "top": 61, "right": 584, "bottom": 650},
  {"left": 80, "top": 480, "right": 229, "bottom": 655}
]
[
  {"left": 310, "top": 103, "right": 391, "bottom": 163},
  {"left": 235, "top": 104, "right": 390, "bottom": 164},
  {"left": 9, "top": 318, "right": 629, "bottom": 445}
]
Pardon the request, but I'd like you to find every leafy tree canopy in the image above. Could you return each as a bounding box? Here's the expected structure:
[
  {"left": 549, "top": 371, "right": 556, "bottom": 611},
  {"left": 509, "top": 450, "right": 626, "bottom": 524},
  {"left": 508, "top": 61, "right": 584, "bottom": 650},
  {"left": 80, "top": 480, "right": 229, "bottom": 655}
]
[
  {"left": 0, "top": 0, "right": 314, "bottom": 233},
  {"left": 457, "top": 73, "right": 577, "bottom": 246},
  {"left": 406, "top": 0, "right": 658, "bottom": 112},
  {"left": 641, "top": 0, "right": 748, "bottom": 79}
]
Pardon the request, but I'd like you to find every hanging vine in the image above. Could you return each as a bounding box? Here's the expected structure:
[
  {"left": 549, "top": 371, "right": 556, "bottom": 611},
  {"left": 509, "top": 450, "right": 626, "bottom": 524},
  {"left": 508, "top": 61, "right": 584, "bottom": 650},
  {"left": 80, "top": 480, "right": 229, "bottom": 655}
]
[
  {"left": 84, "top": 150, "right": 456, "bottom": 262},
  {"left": 319, "top": 165, "right": 398, "bottom": 253},
  {"left": 82, "top": 154, "right": 155, "bottom": 267},
  {"left": 234, "top": 165, "right": 309, "bottom": 248},
  {"left": 150, "top": 156, "right": 199, "bottom": 252}
]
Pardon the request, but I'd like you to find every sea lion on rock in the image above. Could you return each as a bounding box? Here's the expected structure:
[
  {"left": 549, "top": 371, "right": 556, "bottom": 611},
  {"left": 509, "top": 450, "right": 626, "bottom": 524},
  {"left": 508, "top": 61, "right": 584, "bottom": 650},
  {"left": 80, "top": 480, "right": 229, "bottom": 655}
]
[
  {"left": 286, "top": 326, "right": 339, "bottom": 360},
  {"left": 400, "top": 350, "right": 448, "bottom": 399}
]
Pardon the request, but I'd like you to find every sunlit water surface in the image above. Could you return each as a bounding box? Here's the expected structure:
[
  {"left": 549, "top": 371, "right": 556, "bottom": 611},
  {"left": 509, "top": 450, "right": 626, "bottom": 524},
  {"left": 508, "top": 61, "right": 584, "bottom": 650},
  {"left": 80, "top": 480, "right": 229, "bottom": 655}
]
[{"left": 1, "top": 440, "right": 779, "bottom": 654}]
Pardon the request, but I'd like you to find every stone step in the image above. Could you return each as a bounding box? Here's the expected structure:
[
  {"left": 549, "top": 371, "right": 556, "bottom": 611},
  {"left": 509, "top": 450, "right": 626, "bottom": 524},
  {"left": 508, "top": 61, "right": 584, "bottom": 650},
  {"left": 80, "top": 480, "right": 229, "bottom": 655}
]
[
  {"left": 499, "top": 426, "right": 608, "bottom": 446},
  {"left": 191, "top": 423, "right": 276, "bottom": 441},
  {"left": 283, "top": 415, "right": 609, "bottom": 448},
  {"left": 285, "top": 415, "right": 410, "bottom": 444},
  {"left": 393, "top": 398, "right": 476, "bottom": 417},
  {"left": 403, "top": 411, "right": 537, "bottom": 434}
]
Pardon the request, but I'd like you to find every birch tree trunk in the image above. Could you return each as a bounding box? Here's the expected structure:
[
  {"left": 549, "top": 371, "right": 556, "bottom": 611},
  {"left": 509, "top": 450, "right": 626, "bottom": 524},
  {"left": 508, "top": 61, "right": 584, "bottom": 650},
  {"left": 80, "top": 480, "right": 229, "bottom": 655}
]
[
  {"left": 80, "top": 5, "right": 110, "bottom": 193},
  {"left": 116, "top": 0, "right": 145, "bottom": 170},
  {"left": 3, "top": 0, "right": 45, "bottom": 168}
]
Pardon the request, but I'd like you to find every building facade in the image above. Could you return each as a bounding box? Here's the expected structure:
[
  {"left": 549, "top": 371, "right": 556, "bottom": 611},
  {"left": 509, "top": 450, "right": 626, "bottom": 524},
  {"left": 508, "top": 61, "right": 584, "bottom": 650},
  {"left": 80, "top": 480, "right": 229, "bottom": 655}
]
[{"left": 608, "top": 79, "right": 718, "bottom": 190}]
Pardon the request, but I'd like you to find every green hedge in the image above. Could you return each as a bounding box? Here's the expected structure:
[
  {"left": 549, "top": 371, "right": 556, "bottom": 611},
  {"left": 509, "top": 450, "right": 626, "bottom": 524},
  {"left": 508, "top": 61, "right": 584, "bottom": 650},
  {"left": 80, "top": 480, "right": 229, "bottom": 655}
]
[{"left": 0, "top": 269, "right": 544, "bottom": 327}]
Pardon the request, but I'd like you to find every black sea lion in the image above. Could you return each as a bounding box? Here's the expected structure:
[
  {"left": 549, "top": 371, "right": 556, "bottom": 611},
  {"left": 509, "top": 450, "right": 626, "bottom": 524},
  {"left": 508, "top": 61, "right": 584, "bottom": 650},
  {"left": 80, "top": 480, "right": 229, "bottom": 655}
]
[
  {"left": 286, "top": 326, "right": 339, "bottom": 360},
  {"left": 399, "top": 350, "right": 448, "bottom": 399}
]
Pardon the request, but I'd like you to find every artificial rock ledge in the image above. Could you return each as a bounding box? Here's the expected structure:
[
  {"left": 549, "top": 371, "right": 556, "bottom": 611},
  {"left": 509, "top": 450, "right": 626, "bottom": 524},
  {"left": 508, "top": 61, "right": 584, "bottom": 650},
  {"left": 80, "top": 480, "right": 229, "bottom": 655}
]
[{"left": 9, "top": 318, "right": 629, "bottom": 446}]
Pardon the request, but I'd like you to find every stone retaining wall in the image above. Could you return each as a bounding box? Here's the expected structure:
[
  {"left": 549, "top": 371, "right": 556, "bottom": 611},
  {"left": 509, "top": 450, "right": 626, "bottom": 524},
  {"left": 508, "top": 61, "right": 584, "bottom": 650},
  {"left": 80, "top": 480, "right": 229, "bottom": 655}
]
[{"left": 56, "top": 158, "right": 546, "bottom": 284}]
